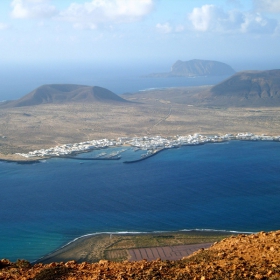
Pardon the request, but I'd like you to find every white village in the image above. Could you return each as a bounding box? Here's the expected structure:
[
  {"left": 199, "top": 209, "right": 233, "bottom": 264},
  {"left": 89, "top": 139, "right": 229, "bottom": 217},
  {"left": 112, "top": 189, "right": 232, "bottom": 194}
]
[{"left": 16, "top": 133, "right": 280, "bottom": 159}]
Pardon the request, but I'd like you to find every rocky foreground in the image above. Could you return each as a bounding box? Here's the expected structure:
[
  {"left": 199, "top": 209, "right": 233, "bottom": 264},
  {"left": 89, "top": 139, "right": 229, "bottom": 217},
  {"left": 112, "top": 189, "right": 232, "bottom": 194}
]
[{"left": 1, "top": 230, "right": 280, "bottom": 279}]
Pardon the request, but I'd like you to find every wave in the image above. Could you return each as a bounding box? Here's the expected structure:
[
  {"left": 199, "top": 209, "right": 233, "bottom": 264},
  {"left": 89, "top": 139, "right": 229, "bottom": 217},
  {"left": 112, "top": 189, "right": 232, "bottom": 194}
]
[
  {"left": 33, "top": 231, "right": 148, "bottom": 263},
  {"left": 52, "top": 228, "right": 257, "bottom": 249},
  {"left": 181, "top": 228, "right": 255, "bottom": 234},
  {"left": 60, "top": 228, "right": 255, "bottom": 249}
]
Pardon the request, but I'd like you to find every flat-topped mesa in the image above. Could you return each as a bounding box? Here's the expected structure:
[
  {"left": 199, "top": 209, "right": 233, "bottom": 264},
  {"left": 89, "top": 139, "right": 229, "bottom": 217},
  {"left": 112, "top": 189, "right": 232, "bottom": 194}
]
[
  {"left": 1, "top": 84, "right": 129, "bottom": 107},
  {"left": 145, "top": 59, "right": 235, "bottom": 77},
  {"left": 171, "top": 59, "right": 235, "bottom": 77}
]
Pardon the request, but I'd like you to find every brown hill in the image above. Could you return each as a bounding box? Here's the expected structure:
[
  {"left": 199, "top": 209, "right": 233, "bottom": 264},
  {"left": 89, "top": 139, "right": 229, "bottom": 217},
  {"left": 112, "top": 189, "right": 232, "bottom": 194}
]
[
  {"left": 1, "top": 84, "right": 128, "bottom": 107},
  {"left": 207, "top": 69, "right": 280, "bottom": 106},
  {"left": 1, "top": 230, "right": 280, "bottom": 279}
]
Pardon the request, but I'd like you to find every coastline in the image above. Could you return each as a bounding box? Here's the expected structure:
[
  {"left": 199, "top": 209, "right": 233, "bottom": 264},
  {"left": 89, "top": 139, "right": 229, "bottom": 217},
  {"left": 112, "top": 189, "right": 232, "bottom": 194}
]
[
  {"left": 34, "top": 229, "right": 250, "bottom": 264},
  {"left": 1, "top": 132, "right": 279, "bottom": 163},
  {"left": 0, "top": 158, "right": 42, "bottom": 164},
  {"left": 1, "top": 140, "right": 278, "bottom": 263},
  {"left": 0, "top": 153, "right": 44, "bottom": 164}
]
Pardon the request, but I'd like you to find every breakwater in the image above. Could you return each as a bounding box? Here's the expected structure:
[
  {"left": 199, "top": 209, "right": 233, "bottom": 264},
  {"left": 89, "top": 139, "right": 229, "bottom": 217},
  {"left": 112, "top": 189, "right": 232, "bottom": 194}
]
[
  {"left": 123, "top": 148, "right": 166, "bottom": 163},
  {"left": 62, "top": 156, "right": 121, "bottom": 161}
]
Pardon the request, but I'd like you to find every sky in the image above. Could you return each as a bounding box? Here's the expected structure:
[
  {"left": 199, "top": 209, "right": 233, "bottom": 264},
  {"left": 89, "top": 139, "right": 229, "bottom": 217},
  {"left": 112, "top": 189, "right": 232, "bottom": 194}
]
[{"left": 0, "top": 0, "right": 280, "bottom": 70}]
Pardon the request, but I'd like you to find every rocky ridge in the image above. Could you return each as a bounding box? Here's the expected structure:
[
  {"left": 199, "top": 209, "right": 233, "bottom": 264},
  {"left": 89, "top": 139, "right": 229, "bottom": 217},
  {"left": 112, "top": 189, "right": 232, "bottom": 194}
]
[{"left": 1, "top": 230, "right": 280, "bottom": 279}]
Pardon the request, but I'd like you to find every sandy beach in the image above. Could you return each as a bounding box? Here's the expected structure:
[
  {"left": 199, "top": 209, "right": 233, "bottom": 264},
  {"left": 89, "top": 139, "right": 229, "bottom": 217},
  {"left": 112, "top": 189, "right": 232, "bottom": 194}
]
[{"left": 35, "top": 231, "right": 237, "bottom": 264}]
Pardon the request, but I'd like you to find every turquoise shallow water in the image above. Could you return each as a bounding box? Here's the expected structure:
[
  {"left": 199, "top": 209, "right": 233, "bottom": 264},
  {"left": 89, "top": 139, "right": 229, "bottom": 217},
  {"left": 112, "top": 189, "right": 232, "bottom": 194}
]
[{"left": 1, "top": 140, "right": 280, "bottom": 261}]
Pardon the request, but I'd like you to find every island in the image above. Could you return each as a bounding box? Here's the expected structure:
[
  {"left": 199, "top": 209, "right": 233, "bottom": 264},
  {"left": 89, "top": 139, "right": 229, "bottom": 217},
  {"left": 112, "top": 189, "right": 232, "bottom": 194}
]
[
  {"left": 1, "top": 69, "right": 280, "bottom": 161},
  {"left": 145, "top": 59, "right": 235, "bottom": 77}
]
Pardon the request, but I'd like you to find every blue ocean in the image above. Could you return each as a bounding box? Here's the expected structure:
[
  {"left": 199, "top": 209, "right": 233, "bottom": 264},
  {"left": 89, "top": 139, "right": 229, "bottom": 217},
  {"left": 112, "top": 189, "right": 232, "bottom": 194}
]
[
  {"left": 1, "top": 141, "right": 280, "bottom": 262},
  {"left": 0, "top": 64, "right": 280, "bottom": 262},
  {"left": 0, "top": 63, "right": 228, "bottom": 100}
]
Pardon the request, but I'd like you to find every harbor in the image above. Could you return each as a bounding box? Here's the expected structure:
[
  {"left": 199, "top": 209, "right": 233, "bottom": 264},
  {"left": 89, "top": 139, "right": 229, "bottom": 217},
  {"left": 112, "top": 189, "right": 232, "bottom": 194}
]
[
  {"left": 62, "top": 149, "right": 127, "bottom": 161},
  {"left": 16, "top": 133, "right": 280, "bottom": 162},
  {"left": 123, "top": 148, "right": 166, "bottom": 163}
]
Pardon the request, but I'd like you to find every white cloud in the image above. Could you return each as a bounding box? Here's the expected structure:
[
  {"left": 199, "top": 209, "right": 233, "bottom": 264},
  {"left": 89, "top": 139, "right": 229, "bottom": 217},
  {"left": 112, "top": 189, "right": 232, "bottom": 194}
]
[
  {"left": 156, "top": 22, "right": 172, "bottom": 33},
  {"left": 59, "top": 0, "right": 154, "bottom": 29},
  {"left": 241, "top": 12, "right": 278, "bottom": 33},
  {"left": 188, "top": 4, "right": 278, "bottom": 34},
  {"left": 11, "top": 0, "right": 58, "bottom": 19},
  {"left": 188, "top": 5, "right": 219, "bottom": 32},
  {"left": 254, "top": 0, "right": 280, "bottom": 13}
]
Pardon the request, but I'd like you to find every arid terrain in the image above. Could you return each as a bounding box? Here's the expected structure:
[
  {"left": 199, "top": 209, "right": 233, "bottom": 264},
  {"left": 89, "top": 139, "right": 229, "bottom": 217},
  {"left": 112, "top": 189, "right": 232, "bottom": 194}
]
[
  {"left": 1, "top": 230, "right": 280, "bottom": 279},
  {"left": 1, "top": 83, "right": 280, "bottom": 160}
]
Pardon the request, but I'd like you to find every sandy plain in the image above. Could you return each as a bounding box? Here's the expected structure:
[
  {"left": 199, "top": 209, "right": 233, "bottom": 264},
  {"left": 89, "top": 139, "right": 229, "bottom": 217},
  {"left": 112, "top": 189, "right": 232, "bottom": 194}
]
[{"left": 1, "top": 86, "right": 280, "bottom": 159}]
